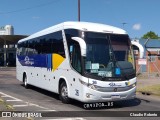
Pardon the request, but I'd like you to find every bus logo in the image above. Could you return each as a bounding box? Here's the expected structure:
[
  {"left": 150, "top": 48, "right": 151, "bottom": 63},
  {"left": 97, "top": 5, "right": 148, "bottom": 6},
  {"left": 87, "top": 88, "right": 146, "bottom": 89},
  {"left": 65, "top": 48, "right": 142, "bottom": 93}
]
[
  {"left": 109, "top": 82, "right": 122, "bottom": 87},
  {"left": 109, "top": 82, "right": 116, "bottom": 87},
  {"left": 24, "top": 56, "right": 34, "bottom": 65}
]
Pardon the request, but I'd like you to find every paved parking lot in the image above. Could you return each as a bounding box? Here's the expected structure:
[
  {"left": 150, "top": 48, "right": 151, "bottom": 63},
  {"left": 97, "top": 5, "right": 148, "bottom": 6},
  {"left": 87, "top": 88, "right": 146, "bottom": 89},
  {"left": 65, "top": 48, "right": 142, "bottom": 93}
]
[{"left": 0, "top": 67, "right": 160, "bottom": 120}]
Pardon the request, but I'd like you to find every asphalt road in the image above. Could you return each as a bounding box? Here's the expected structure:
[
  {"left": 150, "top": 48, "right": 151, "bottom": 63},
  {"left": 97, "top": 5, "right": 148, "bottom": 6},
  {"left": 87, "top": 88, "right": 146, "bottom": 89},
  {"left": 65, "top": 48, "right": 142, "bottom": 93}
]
[{"left": 0, "top": 67, "right": 160, "bottom": 120}]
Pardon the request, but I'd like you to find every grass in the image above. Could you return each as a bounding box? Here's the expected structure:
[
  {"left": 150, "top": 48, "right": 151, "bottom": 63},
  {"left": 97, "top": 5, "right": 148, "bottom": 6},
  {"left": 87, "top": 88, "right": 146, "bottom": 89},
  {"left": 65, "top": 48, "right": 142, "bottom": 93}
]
[
  {"left": 0, "top": 97, "right": 14, "bottom": 110},
  {"left": 0, "top": 98, "right": 4, "bottom": 103},
  {"left": 137, "top": 84, "right": 160, "bottom": 96}
]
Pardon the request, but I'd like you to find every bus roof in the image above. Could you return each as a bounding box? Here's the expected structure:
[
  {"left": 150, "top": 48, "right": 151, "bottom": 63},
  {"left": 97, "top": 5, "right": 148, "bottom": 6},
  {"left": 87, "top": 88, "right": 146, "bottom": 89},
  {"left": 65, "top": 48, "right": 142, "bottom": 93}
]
[{"left": 19, "top": 21, "right": 127, "bottom": 43}]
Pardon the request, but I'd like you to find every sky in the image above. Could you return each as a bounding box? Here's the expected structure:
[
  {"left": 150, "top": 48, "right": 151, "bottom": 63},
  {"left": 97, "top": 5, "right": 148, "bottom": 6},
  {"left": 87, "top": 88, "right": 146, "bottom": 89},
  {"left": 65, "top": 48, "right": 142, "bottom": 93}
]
[{"left": 0, "top": 0, "right": 160, "bottom": 38}]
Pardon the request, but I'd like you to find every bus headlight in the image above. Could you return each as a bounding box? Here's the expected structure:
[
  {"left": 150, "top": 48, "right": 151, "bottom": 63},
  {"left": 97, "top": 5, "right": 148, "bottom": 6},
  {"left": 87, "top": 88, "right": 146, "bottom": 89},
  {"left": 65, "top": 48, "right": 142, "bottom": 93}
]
[
  {"left": 131, "top": 83, "right": 136, "bottom": 88},
  {"left": 79, "top": 79, "right": 100, "bottom": 90},
  {"left": 86, "top": 93, "right": 92, "bottom": 98},
  {"left": 128, "top": 82, "right": 136, "bottom": 89},
  {"left": 126, "top": 81, "right": 136, "bottom": 88},
  {"left": 89, "top": 84, "right": 96, "bottom": 90},
  {"left": 79, "top": 79, "right": 88, "bottom": 86}
]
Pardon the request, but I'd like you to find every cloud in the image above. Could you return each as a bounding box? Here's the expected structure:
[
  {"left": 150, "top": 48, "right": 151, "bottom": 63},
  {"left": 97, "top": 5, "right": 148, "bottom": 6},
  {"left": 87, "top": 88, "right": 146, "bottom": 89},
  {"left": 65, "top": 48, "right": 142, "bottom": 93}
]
[{"left": 132, "top": 23, "right": 141, "bottom": 30}]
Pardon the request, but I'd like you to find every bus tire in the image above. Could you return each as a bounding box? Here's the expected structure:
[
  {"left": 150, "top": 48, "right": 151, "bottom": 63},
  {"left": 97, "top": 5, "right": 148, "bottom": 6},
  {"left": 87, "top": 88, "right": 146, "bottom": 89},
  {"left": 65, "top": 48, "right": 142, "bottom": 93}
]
[
  {"left": 23, "top": 73, "right": 29, "bottom": 89},
  {"left": 59, "top": 82, "right": 70, "bottom": 104}
]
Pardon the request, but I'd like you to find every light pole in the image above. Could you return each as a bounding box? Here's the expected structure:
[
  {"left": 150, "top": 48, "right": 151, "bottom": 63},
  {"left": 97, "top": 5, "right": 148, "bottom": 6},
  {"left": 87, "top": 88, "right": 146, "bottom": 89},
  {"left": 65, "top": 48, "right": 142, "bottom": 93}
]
[
  {"left": 4, "top": 39, "right": 7, "bottom": 67},
  {"left": 122, "top": 22, "right": 127, "bottom": 28},
  {"left": 78, "top": 0, "right": 80, "bottom": 21}
]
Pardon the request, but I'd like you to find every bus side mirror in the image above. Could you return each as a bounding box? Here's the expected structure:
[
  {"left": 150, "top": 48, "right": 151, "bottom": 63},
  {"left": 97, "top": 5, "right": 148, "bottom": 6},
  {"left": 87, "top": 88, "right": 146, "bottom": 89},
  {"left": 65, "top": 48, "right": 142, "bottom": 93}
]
[
  {"left": 131, "top": 40, "right": 144, "bottom": 59},
  {"left": 71, "top": 37, "right": 86, "bottom": 56}
]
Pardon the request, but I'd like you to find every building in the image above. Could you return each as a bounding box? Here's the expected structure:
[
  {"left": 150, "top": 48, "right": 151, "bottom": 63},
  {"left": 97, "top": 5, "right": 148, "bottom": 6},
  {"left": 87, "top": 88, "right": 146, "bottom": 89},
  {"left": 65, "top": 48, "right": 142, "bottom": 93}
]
[
  {"left": 0, "top": 25, "right": 14, "bottom": 35},
  {"left": 133, "top": 39, "right": 160, "bottom": 75},
  {"left": 0, "top": 25, "right": 27, "bottom": 66}
]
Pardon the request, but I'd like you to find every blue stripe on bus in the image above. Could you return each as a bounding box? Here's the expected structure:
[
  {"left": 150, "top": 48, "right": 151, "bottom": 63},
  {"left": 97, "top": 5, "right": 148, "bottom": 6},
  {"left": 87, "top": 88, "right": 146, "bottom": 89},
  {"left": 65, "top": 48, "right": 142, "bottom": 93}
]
[
  {"left": 47, "top": 54, "right": 52, "bottom": 71},
  {"left": 17, "top": 54, "right": 48, "bottom": 67}
]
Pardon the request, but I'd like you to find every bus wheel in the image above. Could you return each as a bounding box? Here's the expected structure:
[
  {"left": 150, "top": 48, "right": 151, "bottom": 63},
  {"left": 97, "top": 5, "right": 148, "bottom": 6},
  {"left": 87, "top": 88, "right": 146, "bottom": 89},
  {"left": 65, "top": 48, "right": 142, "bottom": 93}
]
[
  {"left": 59, "top": 82, "right": 70, "bottom": 104},
  {"left": 23, "top": 74, "right": 29, "bottom": 89}
]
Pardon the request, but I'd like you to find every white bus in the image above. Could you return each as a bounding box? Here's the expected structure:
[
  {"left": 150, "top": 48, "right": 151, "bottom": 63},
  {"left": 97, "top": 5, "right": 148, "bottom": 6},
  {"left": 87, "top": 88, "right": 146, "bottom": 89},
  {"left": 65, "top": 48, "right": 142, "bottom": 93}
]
[{"left": 17, "top": 21, "right": 137, "bottom": 103}]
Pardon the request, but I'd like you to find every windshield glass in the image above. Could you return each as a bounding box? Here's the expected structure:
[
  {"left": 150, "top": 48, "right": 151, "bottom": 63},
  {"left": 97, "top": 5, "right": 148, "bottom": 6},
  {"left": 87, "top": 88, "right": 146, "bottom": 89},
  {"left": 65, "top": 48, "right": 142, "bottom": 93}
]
[{"left": 84, "top": 32, "right": 135, "bottom": 79}]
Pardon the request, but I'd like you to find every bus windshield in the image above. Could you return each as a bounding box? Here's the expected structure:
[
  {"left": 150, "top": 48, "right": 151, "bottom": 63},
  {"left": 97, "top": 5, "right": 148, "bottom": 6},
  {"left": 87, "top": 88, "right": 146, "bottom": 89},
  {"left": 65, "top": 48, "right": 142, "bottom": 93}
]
[{"left": 84, "top": 32, "right": 135, "bottom": 79}]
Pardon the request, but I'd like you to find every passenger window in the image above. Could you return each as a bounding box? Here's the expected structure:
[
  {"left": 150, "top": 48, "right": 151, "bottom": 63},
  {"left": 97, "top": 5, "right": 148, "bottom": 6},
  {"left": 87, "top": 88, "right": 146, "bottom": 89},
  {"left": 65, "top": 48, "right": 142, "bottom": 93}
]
[{"left": 17, "top": 31, "right": 66, "bottom": 58}]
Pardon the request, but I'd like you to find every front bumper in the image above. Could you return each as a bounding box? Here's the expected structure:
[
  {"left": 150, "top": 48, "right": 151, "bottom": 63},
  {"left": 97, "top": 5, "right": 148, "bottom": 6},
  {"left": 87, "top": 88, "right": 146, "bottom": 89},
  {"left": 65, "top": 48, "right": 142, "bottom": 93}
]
[{"left": 81, "top": 86, "right": 136, "bottom": 103}]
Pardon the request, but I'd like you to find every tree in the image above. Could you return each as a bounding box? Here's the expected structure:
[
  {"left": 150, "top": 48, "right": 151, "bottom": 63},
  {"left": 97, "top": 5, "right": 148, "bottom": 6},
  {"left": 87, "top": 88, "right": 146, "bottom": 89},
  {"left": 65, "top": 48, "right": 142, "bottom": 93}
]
[{"left": 142, "top": 31, "right": 159, "bottom": 39}]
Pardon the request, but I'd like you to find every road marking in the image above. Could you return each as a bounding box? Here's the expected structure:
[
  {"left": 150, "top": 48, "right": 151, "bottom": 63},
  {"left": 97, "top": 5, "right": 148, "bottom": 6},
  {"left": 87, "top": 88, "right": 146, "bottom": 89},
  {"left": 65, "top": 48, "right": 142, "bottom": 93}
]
[
  {"left": 0, "top": 92, "right": 86, "bottom": 120},
  {"left": 25, "top": 102, "right": 55, "bottom": 110},
  {"left": 0, "top": 92, "right": 22, "bottom": 101},
  {"left": 40, "top": 110, "right": 57, "bottom": 111},
  {"left": 6, "top": 99, "right": 22, "bottom": 102},
  {"left": 13, "top": 104, "right": 29, "bottom": 107},
  {"left": 0, "top": 92, "right": 56, "bottom": 111},
  {"left": 1, "top": 95, "right": 9, "bottom": 97}
]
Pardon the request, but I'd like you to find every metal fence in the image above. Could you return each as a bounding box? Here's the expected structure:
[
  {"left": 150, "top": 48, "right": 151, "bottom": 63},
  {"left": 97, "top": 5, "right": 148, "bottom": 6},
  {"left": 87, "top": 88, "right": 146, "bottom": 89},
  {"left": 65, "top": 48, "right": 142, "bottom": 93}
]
[{"left": 136, "top": 56, "right": 160, "bottom": 78}]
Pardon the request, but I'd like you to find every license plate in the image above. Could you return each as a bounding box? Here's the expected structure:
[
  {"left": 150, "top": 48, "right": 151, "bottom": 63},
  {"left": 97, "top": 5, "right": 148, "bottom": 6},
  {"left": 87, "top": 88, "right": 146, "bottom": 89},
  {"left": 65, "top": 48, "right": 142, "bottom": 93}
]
[{"left": 111, "top": 95, "right": 120, "bottom": 99}]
